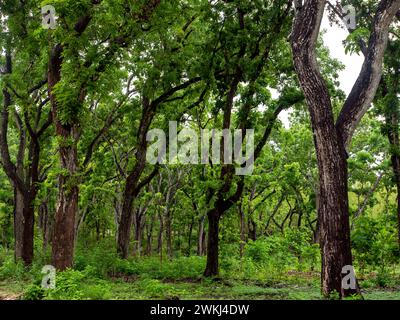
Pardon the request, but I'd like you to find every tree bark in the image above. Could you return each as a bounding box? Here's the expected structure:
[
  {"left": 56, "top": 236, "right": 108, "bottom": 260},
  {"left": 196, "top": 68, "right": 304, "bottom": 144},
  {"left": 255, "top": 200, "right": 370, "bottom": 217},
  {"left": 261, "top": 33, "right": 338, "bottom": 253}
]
[
  {"left": 145, "top": 214, "right": 155, "bottom": 255},
  {"left": 1, "top": 50, "right": 38, "bottom": 266},
  {"left": 197, "top": 215, "right": 206, "bottom": 256},
  {"left": 203, "top": 209, "right": 221, "bottom": 277},
  {"left": 291, "top": 0, "right": 400, "bottom": 298},
  {"left": 118, "top": 189, "right": 135, "bottom": 258},
  {"left": 291, "top": 0, "right": 357, "bottom": 298},
  {"left": 38, "top": 200, "right": 51, "bottom": 250},
  {"left": 117, "top": 98, "right": 158, "bottom": 258},
  {"left": 51, "top": 142, "right": 79, "bottom": 270},
  {"left": 13, "top": 188, "right": 24, "bottom": 262},
  {"left": 48, "top": 44, "right": 80, "bottom": 270},
  {"left": 132, "top": 208, "right": 146, "bottom": 257}
]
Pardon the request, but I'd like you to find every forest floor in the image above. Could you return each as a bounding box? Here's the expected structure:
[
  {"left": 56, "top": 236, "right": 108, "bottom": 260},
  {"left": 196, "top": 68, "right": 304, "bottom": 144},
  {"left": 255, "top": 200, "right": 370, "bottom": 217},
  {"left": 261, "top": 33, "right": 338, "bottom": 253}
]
[
  {"left": 1, "top": 246, "right": 400, "bottom": 300},
  {"left": 1, "top": 270, "right": 400, "bottom": 300}
]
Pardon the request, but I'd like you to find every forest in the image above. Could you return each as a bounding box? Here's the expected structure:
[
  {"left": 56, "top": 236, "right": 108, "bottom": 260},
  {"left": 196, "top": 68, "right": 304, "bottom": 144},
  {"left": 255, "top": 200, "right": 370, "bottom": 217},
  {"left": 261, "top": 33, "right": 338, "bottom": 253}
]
[{"left": 1, "top": 0, "right": 400, "bottom": 301}]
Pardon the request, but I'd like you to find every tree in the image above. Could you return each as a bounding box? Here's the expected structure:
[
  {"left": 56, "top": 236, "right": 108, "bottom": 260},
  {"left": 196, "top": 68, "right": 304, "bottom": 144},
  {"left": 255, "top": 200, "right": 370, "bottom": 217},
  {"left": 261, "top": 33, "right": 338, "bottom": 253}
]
[
  {"left": 201, "top": 0, "right": 299, "bottom": 277},
  {"left": 0, "top": 2, "right": 53, "bottom": 264},
  {"left": 290, "top": 0, "right": 400, "bottom": 298},
  {"left": 47, "top": 0, "right": 162, "bottom": 270}
]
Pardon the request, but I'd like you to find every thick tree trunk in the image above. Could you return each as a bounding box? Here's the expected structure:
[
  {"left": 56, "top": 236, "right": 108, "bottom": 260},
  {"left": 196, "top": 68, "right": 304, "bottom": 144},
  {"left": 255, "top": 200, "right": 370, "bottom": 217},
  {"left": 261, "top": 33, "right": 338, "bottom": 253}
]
[
  {"left": 203, "top": 209, "right": 220, "bottom": 277},
  {"left": 248, "top": 218, "right": 257, "bottom": 241},
  {"left": 48, "top": 43, "right": 79, "bottom": 270},
  {"left": 13, "top": 188, "right": 24, "bottom": 262},
  {"left": 117, "top": 192, "right": 135, "bottom": 259},
  {"left": 51, "top": 143, "right": 79, "bottom": 270},
  {"left": 290, "top": 0, "right": 365, "bottom": 298},
  {"left": 316, "top": 133, "right": 356, "bottom": 297},
  {"left": 21, "top": 195, "right": 34, "bottom": 265},
  {"left": 13, "top": 188, "right": 34, "bottom": 265}
]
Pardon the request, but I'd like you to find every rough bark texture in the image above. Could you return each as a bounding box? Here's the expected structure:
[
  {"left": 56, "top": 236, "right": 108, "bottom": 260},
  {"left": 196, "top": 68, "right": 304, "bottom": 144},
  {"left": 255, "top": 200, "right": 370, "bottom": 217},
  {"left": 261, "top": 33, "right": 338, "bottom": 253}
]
[
  {"left": 291, "top": 0, "right": 400, "bottom": 298},
  {"left": 47, "top": 44, "right": 80, "bottom": 270},
  {"left": 13, "top": 189, "right": 24, "bottom": 261},
  {"left": 204, "top": 210, "right": 221, "bottom": 277},
  {"left": 291, "top": 0, "right": 359, "bottom": 298},
  {"left": 336, "top": 0, "right": 400, "bottom": 147},
  {"left": 51, "top": 140, "right": 79, "bottom": 270},
  {"left": 1, "top": 50, "right": 43, "bottom": 266}
]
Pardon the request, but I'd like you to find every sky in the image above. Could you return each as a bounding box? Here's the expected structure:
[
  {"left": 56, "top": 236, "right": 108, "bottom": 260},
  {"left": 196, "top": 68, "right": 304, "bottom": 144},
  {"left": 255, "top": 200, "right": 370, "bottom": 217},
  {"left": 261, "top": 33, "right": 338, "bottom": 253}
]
[{"left": 278, "top": 12, "right": 364, "bottom": 128}]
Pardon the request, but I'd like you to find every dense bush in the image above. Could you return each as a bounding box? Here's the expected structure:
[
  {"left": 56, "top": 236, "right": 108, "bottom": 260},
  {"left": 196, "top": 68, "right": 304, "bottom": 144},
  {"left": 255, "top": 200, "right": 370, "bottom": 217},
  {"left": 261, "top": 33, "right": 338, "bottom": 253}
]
[
  {"left": 352, "top": 215, "right": 400, "bottom": 271},
  {"left": 244, "top": 229, "right": 320, "bottom": 272},
  {"left": 23, "top": 267, "right": 112, "bottom": 300}
]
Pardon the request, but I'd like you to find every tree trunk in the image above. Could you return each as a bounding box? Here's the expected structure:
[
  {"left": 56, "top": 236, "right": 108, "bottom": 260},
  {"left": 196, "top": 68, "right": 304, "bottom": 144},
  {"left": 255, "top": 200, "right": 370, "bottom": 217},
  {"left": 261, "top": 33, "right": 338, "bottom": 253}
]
[
  {"left": 290, "top": 0, "right": 363, "bottom": 298},
  {"left": 165, "top": 209, "right": 172, "bottom": 259},
  {"left": 117, "top": 191, "right": 135, "bottom": 259},
  {"left": 239, "top": 206, "right": 245, "bottom": 259},
  {"left": 39, "top": 201, "right": 51, "bottom": 250},
  {"left": 51, "top": 143, "right": 79, "bottom": 270},
  {"left": 248, "top": 218, "right": 257, "bottom": 241},
  {"left": 48, "top": 43, "right": 79, "bottom": 270},
  {"left": 13, "top": 188, "right": 34, "bottom": 265},
  {"left": 132, "top": 210, "right": 144, "bottom": 257},
  {"left": 157, "top": 212, "right": 163, "bottom": 257},
  {"left": 203, "top": 209, "right": 220, "bottom": 277},
  {"left": 13, "top": 188, "right": 24, "bottom": 262},
  {"left": 187, "top": 217, "right": 194, "bottom": 256},
  {"left": 316, "top": 134, "right": 356, "bottom": 297},
  {"left": 116, "top": 108, "right": 156, "bottom": 258},
  {"left": 146, "top": 215, "right": 154, "bottom": 256},
  {"left": 197, "top": 215, "right": 205, "bottom": 256}
]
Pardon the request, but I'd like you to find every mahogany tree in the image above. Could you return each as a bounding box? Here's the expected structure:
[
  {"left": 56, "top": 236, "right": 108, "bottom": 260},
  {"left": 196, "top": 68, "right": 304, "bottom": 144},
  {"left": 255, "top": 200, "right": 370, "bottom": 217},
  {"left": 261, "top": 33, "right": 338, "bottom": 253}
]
[
  {"left": 290, "top": 0, "right": 400, "bottom": 298},
  {"left": 47, "top": 0, "right": 162, "bottom": 270},
  {"left": 0, "top": 2, "right": 52, "bottom": 265}
]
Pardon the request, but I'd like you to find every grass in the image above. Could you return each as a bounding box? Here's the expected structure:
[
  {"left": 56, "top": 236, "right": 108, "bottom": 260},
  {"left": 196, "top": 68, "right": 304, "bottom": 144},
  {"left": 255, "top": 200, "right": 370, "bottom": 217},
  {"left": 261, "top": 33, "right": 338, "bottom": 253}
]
[
  {"left": 1, "top": 241, "right": 400, "bottom": 300},
  {"left": 1, "top": 264, "right": 400, "bottom": 300}
]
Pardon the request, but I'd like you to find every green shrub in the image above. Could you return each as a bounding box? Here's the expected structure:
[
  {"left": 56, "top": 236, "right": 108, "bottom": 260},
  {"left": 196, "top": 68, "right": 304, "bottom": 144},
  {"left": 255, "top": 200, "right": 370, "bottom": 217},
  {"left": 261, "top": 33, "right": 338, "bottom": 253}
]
[
  {"left": 352, "top": 215, "right": 399, "bottom": 271},
  {"left": 0, "top": 254, "right": 26, "bottom": 281},
  {"left": 23, "top": 283, "right": 45, "bottom": 300},
  {"left": 74, "top": 239, "right": 120, "bottom": 277}
]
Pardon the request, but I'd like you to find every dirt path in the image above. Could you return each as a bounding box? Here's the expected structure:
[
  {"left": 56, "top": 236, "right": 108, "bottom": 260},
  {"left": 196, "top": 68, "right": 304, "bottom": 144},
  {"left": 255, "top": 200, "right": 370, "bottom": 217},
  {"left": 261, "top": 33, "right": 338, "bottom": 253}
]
[{"left": 0, "top": 290, "right": 21, "bottom": 300}]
